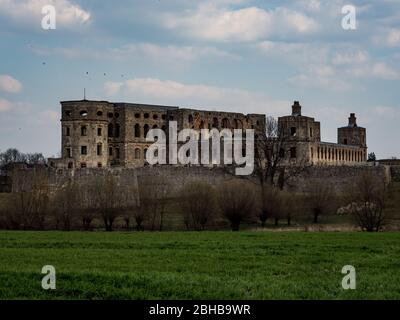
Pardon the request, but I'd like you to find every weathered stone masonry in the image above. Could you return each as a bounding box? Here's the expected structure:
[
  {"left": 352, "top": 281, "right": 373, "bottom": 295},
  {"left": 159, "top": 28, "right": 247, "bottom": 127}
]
[
  {"left": 48, "top": 100, "right": 265, "bottom": 169},
  {"left": 278, "top": 101, "right": 367, "bottom": 166},
  {"left": 48, "top": 99, "right": 367, "bottom": 169}
]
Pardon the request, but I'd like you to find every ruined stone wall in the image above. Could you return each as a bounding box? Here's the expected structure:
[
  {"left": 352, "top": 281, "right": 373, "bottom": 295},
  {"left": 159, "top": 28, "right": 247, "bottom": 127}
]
[
  {"left": 2, "top": 164, "right": 395, "bottom": 196},
  {"left": 50, "top": 100, "right": 266, "bottom": 170},
  {"left": 282, "top": 164, "right": 391, "bottom": 193},
  {"left": 46, "top": 165, "right": 238, "bottom": 194},
  {"left": 390, "top": 166, "right": 400, "bottom": 182}
]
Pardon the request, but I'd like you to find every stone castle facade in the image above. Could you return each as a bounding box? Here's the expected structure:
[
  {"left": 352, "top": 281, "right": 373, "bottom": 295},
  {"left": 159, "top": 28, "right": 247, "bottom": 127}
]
[
  {"left": 278, "top": 101, "right": 367, "bottom": 166},
  {"left": 48, "top": 100, "right": 266, "bottom": 169},
  {"left": 48, "top": 100, "right": 367, "bottom": 169}
]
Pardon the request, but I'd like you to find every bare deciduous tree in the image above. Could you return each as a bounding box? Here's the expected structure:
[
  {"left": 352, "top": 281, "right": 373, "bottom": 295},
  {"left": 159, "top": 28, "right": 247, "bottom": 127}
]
[
  {"left": 282, "top": 191, "right": 301, "bottom": 226},
  {"left": 136, "top": 174, "right": 171, "bottom": 231},
  {"left": 346, "top": 172, "right": 387, "bottom": 232},
  {"left": 51, "top": 180, "right": 80, "bottom": 231},
  {"left": 180, "top": 181, "right": 217, "bottom": 231},
  {"left": 77, "top": 178, "right": 98, "bottom": 231},
  {"left": 0, "top": 148, "right": 46, "bottom": 166},
  {"left": 96, "top": 174, "right": 122, "bottom": 232},
  {"left": 218, "top": 179, "right": 260, "bottom": 231},
  {"left": 8, "top": 168, "right": 50, "bottom": 229},
  {"left": 120, "top": 184, "right": 139, "bottom": 231},
  {"left": 306, "top": 180, "right": 334, "bottom": 223},
  {"left": 259, "top": 186, "right": 281, "bottom": 227}
]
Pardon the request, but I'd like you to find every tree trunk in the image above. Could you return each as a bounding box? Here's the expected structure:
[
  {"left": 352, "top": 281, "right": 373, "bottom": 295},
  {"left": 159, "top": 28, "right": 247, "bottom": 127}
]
[{"left": 231, "top": 221, "right": 240, "bottom": 231}]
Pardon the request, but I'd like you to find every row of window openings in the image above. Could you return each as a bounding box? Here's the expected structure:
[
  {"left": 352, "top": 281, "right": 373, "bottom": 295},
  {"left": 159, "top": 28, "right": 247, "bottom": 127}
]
[
  {"left": 66, "top": 124, "right": 162, "bottom": 138},
  {"left": 67, "top": 146, "right": 244, "bottom": 162},
  {"left": 187, "top": 116, "right": 259, "bottom": 129},
  {"left": 68, "top": 162, "right": 103, "bottom": 169},
  {"left": 66, "top": 145, "right": 119, "bottom": 158},
  {"left": 66, "top": 119, "right": 261, "bottom": 139},
  {"left": 313, "top": 148, "right": 364, "bottom": 162},
  {"left": 66, "top": 110, "right": 168, "bottom": 120},
  {"left": 290, "top": 127, "right": 314, "bottom": 138}
]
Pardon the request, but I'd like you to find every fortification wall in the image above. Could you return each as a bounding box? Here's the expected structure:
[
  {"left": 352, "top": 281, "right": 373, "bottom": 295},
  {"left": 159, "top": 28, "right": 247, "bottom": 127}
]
[
  {"left": 283, "top": 164, "right": 391, "bottom": 192},
  {"left": 2, "top": 164, "right": 394, "bottom": 194},
  {"left": 46, "top": 165, "right": 236, "bottom": 193},
  {"left": 390, "top": 166, "right": 400, "bottom": 182}
]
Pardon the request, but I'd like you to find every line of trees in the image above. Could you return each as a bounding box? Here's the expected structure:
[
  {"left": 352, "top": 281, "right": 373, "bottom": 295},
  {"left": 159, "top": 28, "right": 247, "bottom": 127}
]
[
  {"left": 0, "top": 168, "right": 397, "bottom": 232},
  {"left": 0, "top": 148, "right": 46, "bottom": 167}
]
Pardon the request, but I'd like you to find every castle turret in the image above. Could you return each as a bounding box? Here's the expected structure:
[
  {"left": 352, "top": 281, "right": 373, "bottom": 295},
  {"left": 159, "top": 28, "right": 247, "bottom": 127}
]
[
  {"left": 60, "top": 100, "right": 111, "bottom": 168},
  {"left": 292, "top": 101, "right": 302, "bottom": 116},
  {"left": 278, "top": 101, "right": 320, "bottom": 142},
  {"left": 338, "top": 113, "right": 366, "bottom": 148},
  {"left": 348, "top": 113, "right": 357, "bottom": 127}
]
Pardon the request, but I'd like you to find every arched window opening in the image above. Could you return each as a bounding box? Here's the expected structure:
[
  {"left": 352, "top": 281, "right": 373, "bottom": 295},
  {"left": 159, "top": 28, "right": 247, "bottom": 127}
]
[
  {"left": 108, "top": 123, "right": 114, "bottom": 137},
  {"left": 144, "top": 124, "right": 150, "bottom": 137},
  {"left": 134, "top": 124, "right": 140, "bottom": 138},
  {"left": 290, "top": 147, "right": 297, "bottom": 159},
  {"left": 81, "top": 126, "right": 87, "bottom": 136},
  {"left": 135, "top": 148, "right": 141, "bottom": 159},
  {"left": 222, "top": 118, "right": 229, "bottom": 128},
  {"left": 212, "top": 117, "right": 219, "bottom": 128},
  {"left": 97, "top": 144, "right": 102, "bottom": 156}
]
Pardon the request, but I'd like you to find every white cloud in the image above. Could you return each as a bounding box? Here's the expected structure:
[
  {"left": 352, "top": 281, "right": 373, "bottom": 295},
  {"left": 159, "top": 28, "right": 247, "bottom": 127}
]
[
  {"left": 0, "top": 98, "right": 12, "bottom": 112},
  {"left": 162, "top": 4, "right": 318, "bottom": 42},
  {"left": 257, "top": 41, "right": 329, "bottom": 65},
  {"left": 332, "top": 51, "right": 370, "bottom": 65},
  {"left": 371, "top": 106, "right": 400, "bottom": 118},
  {"left": 257, "top": 39, "right": 400, "bottom": 87},
  {"left": 387, "top": 29, "right": 400, "bottom": 47},
  {"left": 371, "top": 62, "right": 400, "bottom": 80},
  {"left": 289, "top": 73, "right": 350, "bottom": 92},
  {"left": 41, "top": 110, "right": 60, "bottom": 122},
  {"left": 104, "top": 82, "right": 124, "bottom": 96},
  {"left": 30, "top": 43, "right": 240, "bottom": 64},
  {"left": 0, "top": 0, "right": 91, "bottom": 28},
  {"left": 0, "top": 75, "right": 23, "bottom": 93},
  {"left": 274, "top": 7, "right": 318, "bottom": 34},
  {"left": 110, "top": 43, "right": 240, "bottom": 62},
  {"left": 163, "top": 4, "right": 273, "bottom": 42},
  {"left": 350, "top": 62, "right": 400, "bottom": 80},
  {"left": 103, "top": 77, "right": 289, "bottom": 116}
]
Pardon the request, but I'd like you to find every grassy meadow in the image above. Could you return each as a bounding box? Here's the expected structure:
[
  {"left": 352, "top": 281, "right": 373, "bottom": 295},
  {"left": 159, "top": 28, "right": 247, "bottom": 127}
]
[{"left": 0, "top": 231, "right": 399, "bottom": 300}]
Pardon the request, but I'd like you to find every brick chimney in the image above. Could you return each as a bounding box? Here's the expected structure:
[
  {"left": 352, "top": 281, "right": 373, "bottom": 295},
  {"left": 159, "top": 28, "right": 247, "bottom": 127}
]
[
  {"left": 292, "top": 101, "right": 301, "bottom": 116},
  {"left": 348, "top": 113, "right": 357, "bottom": 127}
]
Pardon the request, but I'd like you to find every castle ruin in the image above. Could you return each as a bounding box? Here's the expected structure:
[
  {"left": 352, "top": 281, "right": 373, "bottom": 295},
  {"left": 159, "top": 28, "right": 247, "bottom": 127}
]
[{"left": 48, "top": 100, "right": 367, "bottom": 169}]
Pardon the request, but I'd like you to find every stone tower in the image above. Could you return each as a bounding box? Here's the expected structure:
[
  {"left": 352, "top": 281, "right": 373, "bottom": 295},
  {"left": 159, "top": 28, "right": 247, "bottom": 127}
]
[
  {"left": 337, "top": 113, "right": 367, "bottom": 147},
  {"left": 60, "top": 100, "right": 111, "bottom": 168},
  {"left": 278, "top": 101, "right": 321, "bottom": 142}
]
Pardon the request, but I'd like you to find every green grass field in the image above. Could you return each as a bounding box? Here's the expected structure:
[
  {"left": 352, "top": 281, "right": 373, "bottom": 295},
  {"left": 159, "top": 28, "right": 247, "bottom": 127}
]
[{"left": 0, "top": 231, "right": 399, "bottom": 299}]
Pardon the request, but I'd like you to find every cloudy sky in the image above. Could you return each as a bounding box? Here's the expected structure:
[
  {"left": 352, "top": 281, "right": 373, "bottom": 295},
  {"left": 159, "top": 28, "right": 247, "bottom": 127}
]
[{"left": 0, "top": 0, "right": 399, "bottom": 158}]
